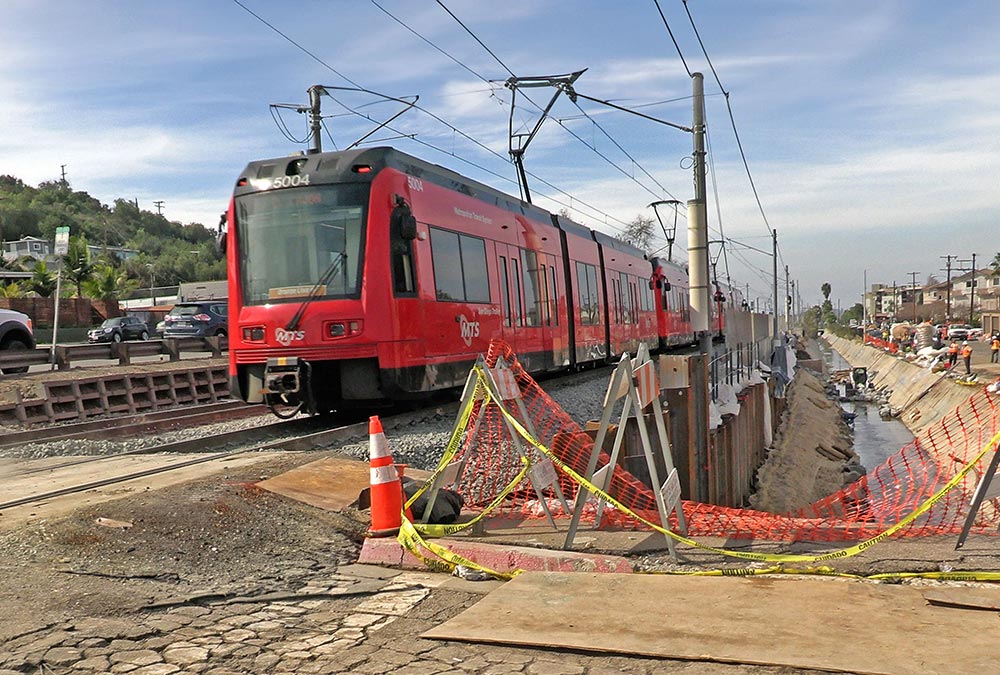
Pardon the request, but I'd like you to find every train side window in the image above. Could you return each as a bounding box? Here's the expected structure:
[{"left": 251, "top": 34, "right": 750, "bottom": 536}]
[
  {"left": 619, "top": 273, "right": 633, "bottom": 324},
  {"left": 521, "top": 250, "right": 540, "bottom": 326},
  {"left": 539, "top": 263, "right": 551, "bottom": 326},
  {"left": 589, "top": 265, "right": 602, "bottom": 324},
  {"left": 640, "top": 280, "right": 652, "bottom": 312},
  {"left": 575, "top": 262, "right": 589, "bottom": 324},
  {"left": 500, "top": 256, "right": 511, "bottom": 327},
  {"left": 511, "top": 256, "right": 523, "bottom": 326},
  {"left": 550, "top": 265, "right": 559, "bottom": 326},
  {"left": 429, "top": 227, "right": 490, "bottom": 303},
  {"left": 460, "top": 235, "right": 490, "bottom": 302},
  {"left": 390, "top": 209, "right": 416, "bottom": 295},
  {"left": 611, "top": 277, "right": 622, "bottom": 323}
]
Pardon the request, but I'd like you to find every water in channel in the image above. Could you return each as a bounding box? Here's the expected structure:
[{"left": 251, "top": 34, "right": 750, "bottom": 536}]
[{"left": 818, "top": 341, "right": 915, "bottom": 471}]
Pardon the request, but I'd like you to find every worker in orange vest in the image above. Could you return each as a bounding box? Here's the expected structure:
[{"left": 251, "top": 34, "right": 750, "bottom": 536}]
[
  {"left": 962, "top": 341, "right": 973, "bottom": 375},
  {"left": 991, "top": 335, "right": 1000, "bottom": 364},
  {"left": 948, "top": 340, "right": 960, "bottom": 367}
]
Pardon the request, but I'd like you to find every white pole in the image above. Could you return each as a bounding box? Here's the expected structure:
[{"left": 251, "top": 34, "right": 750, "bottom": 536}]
[{"left": 49, "top": 269, "right": 62, "bottom": 370}]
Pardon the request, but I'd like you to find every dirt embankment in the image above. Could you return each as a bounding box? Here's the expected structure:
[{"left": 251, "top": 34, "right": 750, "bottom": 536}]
[{"left": 750, "top": 368, "right": 859, "bottom": 513}]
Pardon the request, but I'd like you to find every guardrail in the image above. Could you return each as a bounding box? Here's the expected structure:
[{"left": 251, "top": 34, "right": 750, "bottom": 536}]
[{"left": 0, "top": 336, "right": 227, "bottom": 373}]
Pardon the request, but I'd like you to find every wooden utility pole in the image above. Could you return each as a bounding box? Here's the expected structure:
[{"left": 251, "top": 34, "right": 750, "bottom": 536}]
[
  {"left": 940, "top": 255, "right": 955, "bottom": 321},
  {"left": 908, "top": 271, "right": 920, "bottom": 323}
]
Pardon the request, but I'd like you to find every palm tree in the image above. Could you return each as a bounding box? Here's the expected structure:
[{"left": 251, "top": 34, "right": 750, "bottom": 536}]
[
  {"left": 31, "top": 260, "right": 57, "bottom": 298},
  {"left": 82, "top": 264, "right": 138, "bottom": 300},
  {"left": 62, "top": 235, "right": 95, "bottom": 297}
]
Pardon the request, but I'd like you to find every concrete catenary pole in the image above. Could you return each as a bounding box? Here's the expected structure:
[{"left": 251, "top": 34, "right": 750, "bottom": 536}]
[
  {"left": 772, "top": 230, "right": 779, "bottom": 337},
  {"left": 308, "top": 85, "right": 324, "bottom": 154},
  {"left": 784, "top": 265, "right": 790, "bottom": 330},
  {"left": 688, "top": 73, "right": 711, "bottom": 355},
  {"left": 687, "top": 72, "right": 712, "bottom": 502}
]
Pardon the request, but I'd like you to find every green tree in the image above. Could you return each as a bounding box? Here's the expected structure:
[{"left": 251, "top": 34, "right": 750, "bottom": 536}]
[
  {"left": 31, "top": 260, "right": 57, "bottom": 298},
  {"left": 62, "top": 235, "right": 95, "bottom": 297},
  {"left": 821, "top": 282, "right": 832, "bottom": 301}
]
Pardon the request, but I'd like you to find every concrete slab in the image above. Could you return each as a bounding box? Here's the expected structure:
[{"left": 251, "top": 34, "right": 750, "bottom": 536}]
[{"left": 359, "top": 536, "right": 633, "bottom": 574}]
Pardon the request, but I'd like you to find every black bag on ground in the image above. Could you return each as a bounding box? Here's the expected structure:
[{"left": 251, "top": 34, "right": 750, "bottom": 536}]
[
  {"left": 402, "top": 478, "right": 464, "bottom": 524},
  {"left": 356, "top": 478, "right": 464, "bottom": 525}
]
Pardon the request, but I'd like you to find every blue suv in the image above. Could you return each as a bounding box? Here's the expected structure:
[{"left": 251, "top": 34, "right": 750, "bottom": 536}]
[{"left": 163, "top": 301, "right": 228, "bottom": 338}]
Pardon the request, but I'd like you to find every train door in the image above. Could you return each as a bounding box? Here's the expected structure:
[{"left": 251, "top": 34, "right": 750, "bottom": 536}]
[
  {"left": 518, "top": 247, "right": 557, "bottom": 371},
  {"left": 494, "top": 243, "right": 521, "bottom": 345}
]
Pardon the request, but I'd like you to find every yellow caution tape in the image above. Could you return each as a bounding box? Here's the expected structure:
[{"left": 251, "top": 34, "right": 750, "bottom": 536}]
[
  {"left": 483, "top": 367, "right": 1000, "bottom": 565},
  {"left": 398, "top": 366, "right": 1000, "bottom": 576},
  {"left": 397, "top": 517, "right": 520, "bottom": 580}
]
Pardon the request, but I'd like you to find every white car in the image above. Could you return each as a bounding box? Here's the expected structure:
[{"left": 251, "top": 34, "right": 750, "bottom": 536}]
[
  {"left": 947, "top": 324, "right": 972, "bottom": 340},
  {"left": 0, "top": 308, "right": 36, "bottom": 374}
]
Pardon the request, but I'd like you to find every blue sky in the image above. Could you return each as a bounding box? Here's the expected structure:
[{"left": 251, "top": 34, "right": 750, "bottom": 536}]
[{"left": 3, "top": 1, "right": 998, "bottom": 309}]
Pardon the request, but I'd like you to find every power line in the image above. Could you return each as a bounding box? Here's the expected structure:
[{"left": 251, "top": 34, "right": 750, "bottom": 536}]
[
  {"left": 433, "top": 1, "right": 687, "bottom": 223},
  {"left": 435, "top": 0, "right": 515, "bottom": 78},
  {"left": 681, "top": 0, "right": 774, "bottom": 238},
  {"left": 652, "top": 0, "right": 692, "bottom": 77},
  {"left": 232, "top": 0, "right": 682, "bottom": 243}
]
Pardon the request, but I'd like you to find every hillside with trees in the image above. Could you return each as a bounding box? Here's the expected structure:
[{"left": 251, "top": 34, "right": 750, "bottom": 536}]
[{"left": 0, "top": 175, "right": 224, "bottom": 299}]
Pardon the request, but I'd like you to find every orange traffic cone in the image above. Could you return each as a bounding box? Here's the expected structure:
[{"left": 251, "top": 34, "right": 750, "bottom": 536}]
[{"left": 367, "top": 415, "right": 404, "bottom": 536}]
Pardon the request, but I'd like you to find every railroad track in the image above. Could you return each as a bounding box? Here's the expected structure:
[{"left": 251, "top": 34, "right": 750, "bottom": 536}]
[
  {"left": 0, "top": 400, "right": 268, "bottom": 449},
  {"left": 0, "top": 403, "right": 456, "bottom": 513}
]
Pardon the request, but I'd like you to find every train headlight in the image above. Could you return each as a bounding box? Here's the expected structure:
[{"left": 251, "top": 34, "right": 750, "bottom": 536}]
[
  {"left": 242, "top": 326, "right": 265, "bottom": 341},
  {"left": 325, "top": 320, "right": 363, "bottom": 339}
]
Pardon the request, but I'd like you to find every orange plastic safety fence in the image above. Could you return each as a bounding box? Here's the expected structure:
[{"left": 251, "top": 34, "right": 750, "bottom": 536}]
[{"left": 444, "top": 340, "right": 1000, "bottom": 542}]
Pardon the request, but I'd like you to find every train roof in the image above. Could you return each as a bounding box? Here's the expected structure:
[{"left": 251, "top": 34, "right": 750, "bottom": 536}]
[
  {"left": 236, "top": 146, "right": 651, "bottom": 262},
  {"left": 236, "top": 146, "right": 555, "bottom": 225},
  {"left": 591, "top": 229, "right": 646, "bottom": 260}
]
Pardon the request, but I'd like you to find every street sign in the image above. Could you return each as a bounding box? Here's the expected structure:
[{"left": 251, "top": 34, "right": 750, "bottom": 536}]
[{"left": 54, "top": 226, "right": 70, "bottom": 255}]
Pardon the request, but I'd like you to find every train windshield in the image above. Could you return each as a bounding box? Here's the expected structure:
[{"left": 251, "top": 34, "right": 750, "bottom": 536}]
[{"left": 235, "top": 184, "right": 368, "bottom": 306}]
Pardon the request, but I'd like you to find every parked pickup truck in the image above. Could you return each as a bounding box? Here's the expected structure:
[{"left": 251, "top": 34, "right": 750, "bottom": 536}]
[{"left": 0, "top": 308, "right": 36, "bottom": 374}]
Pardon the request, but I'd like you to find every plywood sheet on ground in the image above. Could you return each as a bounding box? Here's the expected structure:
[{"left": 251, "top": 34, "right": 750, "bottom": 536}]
[
  {"left": 257, "top": 456, "right": 431, "bottom": 512},
  {"left": 257, "top": 457, "right": 371, "bottom": 511},
  {"left": 423, "top": 572, "right": 1000, "bottom": 675},
  {"left": 923, "top": 587, "right": 1000, "bottom": 611}
]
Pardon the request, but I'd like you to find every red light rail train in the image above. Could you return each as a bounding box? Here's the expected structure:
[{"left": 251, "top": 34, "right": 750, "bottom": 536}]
[{"left": 223, "top": 146, "right": 733, "bottom": 416}]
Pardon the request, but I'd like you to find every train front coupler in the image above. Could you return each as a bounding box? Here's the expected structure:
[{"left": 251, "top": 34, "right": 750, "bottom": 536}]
[{"left": 262, "top": 357, "right": 314, "bottom": 418}]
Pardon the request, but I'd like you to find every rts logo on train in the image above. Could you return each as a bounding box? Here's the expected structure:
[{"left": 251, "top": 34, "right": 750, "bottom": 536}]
[
  {"left": 458, "top": 314, "right": 480, "bottom": 347},
  {"left": 275, "top": 327, "right": 305, "bottom": 347}
]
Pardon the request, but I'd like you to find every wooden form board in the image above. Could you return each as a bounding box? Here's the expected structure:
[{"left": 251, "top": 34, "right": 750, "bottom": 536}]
[
  {"left": 257, "top": 456, "right": 432, "bottom": 512},
  {"left": 423, "top": 572, "right": 1000, "bottom": 675},
  {"left": 257, "top": 457, "right": 372, "bottom": 511}
]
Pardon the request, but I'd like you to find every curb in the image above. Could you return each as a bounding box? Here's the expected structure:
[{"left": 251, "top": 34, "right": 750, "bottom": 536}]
[{"left": 359, "top": 536, "right": 634, "bottom": 574}]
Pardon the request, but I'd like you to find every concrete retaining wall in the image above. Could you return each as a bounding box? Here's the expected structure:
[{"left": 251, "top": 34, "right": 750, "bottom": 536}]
[{"left": 824, "top": 335, "right": 975, "bottom": 436}]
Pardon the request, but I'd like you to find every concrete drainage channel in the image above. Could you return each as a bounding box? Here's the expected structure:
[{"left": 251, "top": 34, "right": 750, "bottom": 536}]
[{"left": 0, "top": 364, "right": 231, "bottom": 425}]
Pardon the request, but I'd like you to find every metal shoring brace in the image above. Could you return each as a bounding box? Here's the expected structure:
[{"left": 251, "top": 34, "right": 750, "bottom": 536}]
[{"left": 955, "top": 440, "right": 1000, "bottom": 550}]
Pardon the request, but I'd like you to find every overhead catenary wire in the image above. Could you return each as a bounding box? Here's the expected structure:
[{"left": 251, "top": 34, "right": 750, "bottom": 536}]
[
  {"left": 230, "top": 0, "right": 641, "bottom": 236},
  {"left": 435, "top": 0, "right": 685, "bottom": 218},
  {"left": 652, "top": 0, "right": 692, "bottom": 77},
  {"left": 681, "top": 0, "right": 775, "bottom": 240}
]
